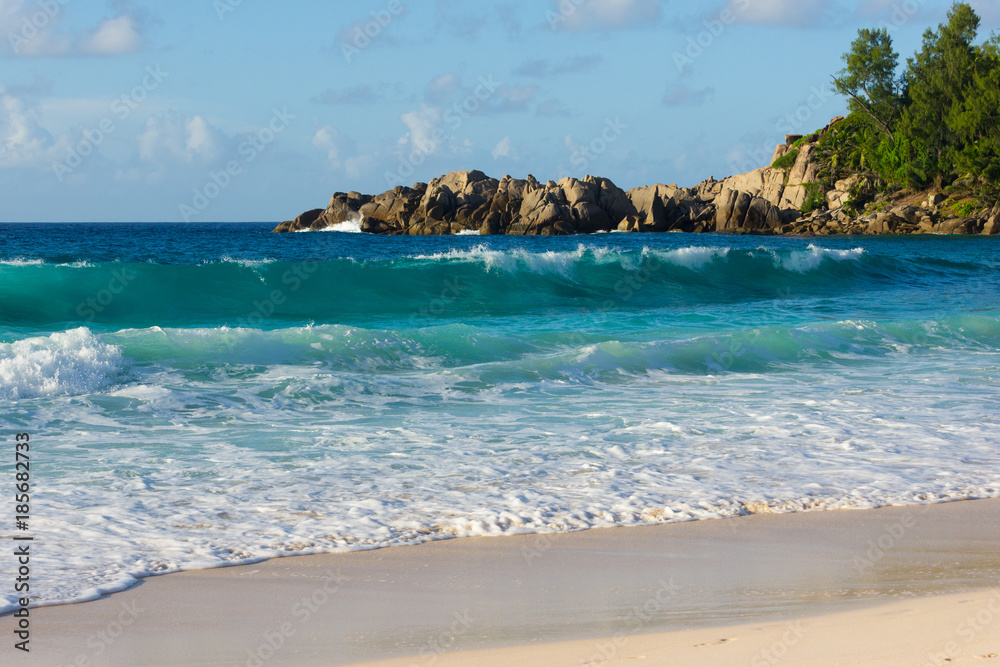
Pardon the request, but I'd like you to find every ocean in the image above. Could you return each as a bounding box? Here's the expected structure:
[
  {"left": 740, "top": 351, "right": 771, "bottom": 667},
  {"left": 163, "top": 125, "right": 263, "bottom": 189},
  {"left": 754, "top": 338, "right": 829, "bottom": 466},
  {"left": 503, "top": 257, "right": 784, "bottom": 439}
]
[{"left": 2, "top": 222, "right": 999, "bottom": 613}]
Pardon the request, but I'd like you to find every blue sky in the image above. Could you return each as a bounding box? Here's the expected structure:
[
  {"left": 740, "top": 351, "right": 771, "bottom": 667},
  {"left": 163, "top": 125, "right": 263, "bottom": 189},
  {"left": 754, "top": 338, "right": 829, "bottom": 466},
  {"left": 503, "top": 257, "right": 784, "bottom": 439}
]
[{"left": 1, "top": 0, "right": 997, "bottom": 222}]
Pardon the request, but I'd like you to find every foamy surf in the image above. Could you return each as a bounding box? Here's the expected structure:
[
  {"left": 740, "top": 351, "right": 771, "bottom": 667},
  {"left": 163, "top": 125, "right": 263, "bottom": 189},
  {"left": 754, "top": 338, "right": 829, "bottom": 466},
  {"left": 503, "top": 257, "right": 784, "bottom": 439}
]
[
  {"left": 0, "top": 328, "right": 125, "bottom": 400},
  {"left": 777, "top": 244, "right": 866, "bottom": 273}
]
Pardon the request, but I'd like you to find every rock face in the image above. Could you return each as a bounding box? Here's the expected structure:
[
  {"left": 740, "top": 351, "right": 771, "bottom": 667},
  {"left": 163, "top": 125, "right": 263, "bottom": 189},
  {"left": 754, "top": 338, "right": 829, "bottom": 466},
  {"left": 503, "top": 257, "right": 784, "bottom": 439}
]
[
  {"left": 276, "top": 117, "right": 998, "bottom": 237},
  {"left": 278, "top": 170, "right": 647, "bottom": 236}
]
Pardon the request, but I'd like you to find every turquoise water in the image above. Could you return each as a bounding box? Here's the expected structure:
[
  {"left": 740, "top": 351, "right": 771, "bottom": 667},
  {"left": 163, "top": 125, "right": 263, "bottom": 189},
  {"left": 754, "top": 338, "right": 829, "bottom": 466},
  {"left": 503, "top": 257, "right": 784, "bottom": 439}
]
[{"left": 2, "top": 223, "right": 999, "bottom": 611}]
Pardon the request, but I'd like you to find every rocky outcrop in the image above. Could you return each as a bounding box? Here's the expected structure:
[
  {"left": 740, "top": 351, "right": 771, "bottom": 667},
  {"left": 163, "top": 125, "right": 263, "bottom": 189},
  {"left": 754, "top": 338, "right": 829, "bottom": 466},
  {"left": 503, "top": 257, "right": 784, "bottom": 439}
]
[
  {"left": 772, "top": 198, "right": 994, "bottom": 237},
  {"left": 276, "top": 117, "right": 998, "bottom": 237},
  {"left": 714, "top": 190, "right": 784, "bottom": 232},
  {"left": 278, "top": 170, "right": 647, "bottom": 236}
]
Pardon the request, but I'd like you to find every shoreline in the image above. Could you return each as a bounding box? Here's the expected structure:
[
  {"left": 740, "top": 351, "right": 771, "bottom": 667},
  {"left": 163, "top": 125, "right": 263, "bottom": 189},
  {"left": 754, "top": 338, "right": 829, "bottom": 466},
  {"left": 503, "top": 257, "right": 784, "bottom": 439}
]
[{"left": 17, "top": 498, "right": 1000, "bottom": 666}]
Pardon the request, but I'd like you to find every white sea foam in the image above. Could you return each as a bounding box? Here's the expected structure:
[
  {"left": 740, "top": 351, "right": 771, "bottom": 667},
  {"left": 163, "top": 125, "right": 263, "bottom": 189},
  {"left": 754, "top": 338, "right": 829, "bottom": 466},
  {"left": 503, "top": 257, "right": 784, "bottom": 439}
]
[
  {"left": 321, "top": 212, "right": 365, "bottom": 233},
  {"left": 414, "top": 244, "right": 592, "bottom": 275},
  {"left": 323, "top": 220, "right": 364, "bottom": 233},
  {"left": 4, "top": 320, "right": 1000, "bottom": 614},
  {"left": 453, "top": 229, "right": 481, "bottom": 236},
  {"left": 648, "top": 246, "right": 731, "bottom": 270},
  {"left": 0, "top": 328, "right": 125, "bottom": 400},
  {"left": 216, "top": 256, "right": 276, "bottom": 268},
  {"left": 415, "top": 243, "right": 729, "bottom": 275},
  {"left": 778, "top": 244, "right": 865, "bottom": 273},
  {"left": 289, "top": 211, "right": 366, "bottom": 233},
  {"left": 0, "top": 259, "right": 99, "bottom": 268},
  {"left": 0, "top": 258, "right": 44, "bottom": 266}
]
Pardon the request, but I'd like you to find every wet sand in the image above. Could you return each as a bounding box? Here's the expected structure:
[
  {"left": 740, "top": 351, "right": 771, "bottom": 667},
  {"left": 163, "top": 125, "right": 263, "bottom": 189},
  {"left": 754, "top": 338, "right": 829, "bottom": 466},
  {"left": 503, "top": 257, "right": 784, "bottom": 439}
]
[{"left": 15, "top": 498, "right": 1000, "bottom": 666}]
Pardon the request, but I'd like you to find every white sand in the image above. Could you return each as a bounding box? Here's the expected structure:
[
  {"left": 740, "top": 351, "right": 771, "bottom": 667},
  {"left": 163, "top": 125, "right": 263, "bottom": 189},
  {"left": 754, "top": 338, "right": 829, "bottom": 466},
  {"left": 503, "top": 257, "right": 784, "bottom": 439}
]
[
  {"left": 12, "top": 499, "right": 1000, "bottom": 666},
  {"left": 357, "top": 590, "right": 1000, "bottom": 667}
]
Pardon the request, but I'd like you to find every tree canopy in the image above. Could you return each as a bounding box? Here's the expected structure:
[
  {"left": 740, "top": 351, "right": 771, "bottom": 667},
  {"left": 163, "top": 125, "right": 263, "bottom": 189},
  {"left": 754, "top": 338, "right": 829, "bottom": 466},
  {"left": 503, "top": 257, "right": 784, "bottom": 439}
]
[
  {"left": 824, "top": 2, "right": 1000, "bottom": 202},
  {"left": 833, "top": 27, "right": 901, "bottom": 137}
]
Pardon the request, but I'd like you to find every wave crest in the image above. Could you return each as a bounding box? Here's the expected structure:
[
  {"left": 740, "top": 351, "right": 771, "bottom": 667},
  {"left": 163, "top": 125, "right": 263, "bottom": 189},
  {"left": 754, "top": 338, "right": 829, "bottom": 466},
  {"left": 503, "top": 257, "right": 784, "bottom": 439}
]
[{"left": 0, "top": 328, "right": 125, "bottom": 400}]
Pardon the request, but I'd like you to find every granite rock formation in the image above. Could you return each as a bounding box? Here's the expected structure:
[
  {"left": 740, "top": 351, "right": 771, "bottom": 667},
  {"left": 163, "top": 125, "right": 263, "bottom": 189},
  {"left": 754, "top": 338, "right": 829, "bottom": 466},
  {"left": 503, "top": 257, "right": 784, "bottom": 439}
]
[{"left": 275, "top": 118, "right": 999, "bottom": 237}]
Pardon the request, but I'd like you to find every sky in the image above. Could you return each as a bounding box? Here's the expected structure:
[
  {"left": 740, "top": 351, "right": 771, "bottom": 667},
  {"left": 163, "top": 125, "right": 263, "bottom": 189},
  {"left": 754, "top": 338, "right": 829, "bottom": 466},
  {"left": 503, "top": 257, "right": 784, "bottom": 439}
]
[{"left": 1, "top": 0, "right": 998, "bottom": 223}]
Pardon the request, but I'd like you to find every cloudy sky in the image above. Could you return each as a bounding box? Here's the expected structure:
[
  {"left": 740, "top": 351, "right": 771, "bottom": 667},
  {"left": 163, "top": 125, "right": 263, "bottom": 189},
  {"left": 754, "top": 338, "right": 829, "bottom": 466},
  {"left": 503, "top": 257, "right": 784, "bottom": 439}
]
[{"left": 1, "top": 0, "right": 998, "bottom": 222}]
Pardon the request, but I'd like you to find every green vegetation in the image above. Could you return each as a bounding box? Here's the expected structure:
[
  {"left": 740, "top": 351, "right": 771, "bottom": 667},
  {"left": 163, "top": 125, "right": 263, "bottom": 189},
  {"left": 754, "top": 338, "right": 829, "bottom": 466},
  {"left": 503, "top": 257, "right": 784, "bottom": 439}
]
[
  {"left": 823, "top": 2, "right": 1000, "bottom": 205},
  {"left": 772, "top": 149, "right": 799, "bottom": 171},
  {"left": 790, "top": 133, "right": 819, "bottom": 150},
  {"left": 846, "top": 176, "right": 885, "bottom": 216},
  {"left": 800, "top": 183, "right": 827, "bottom": 214},
  {"left": 863, "top": 199, "right": 892, "bottom": 216},
  {"left": 947, "top": 199, "right": 979, "bottom": 217}
]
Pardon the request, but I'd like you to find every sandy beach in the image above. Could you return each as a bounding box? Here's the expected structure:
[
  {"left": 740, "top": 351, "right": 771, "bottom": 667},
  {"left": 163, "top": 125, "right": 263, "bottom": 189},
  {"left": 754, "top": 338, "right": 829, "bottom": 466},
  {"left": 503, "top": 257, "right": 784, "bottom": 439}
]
[
  {"left": 12, "top": 498, "right": 1000, "bottom": 666},
  {"left": 355, "top": 590, "right": 1000, "bottom": 666}
]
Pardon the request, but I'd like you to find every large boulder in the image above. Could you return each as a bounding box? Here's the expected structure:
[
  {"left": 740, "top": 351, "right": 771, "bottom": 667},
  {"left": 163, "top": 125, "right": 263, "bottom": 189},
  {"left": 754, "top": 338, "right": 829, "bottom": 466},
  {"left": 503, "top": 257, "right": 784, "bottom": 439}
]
[
  {"left": 715, "top": 189, "right": 751, "bottom": 231},
  {"left": 982, "top": 205, "right": 1000, "bottom": 235},
  {"left": 572, "top": 202, "right": 613, "bottom": 233},
  {"left": 714, "top": 188, "right": 783, "bottom": 233},
  {"left": 826, "top": 175, "right": 859, "bottom": 210},
  {"left": 359, "top": 185, "right": 425, "bottom": 230},
  {"left": 589, "top": 176, "right": 638, "bottom": 227},
  {"left": 627, "top": 184, "right": 682, "bottom": 232},
  {"left": 866, "top": 212, "right": 904, "bottom": 235},
  {"left": 744, "top": 197, "right": 783, "bottom": 231},
  {"left": 889, "top": 206, "right": 922, "bottom": 225},
  {"left": 273, "top": 208, "right": 324, "bottom": 233},
  {"left": 424, "top": 170, "right": 499, "bottom": 205},
  {"left": 417, "top": 170, "right": 500, "bottom": 229},
  {"left": 935, "top": 217, "right": 980, "bottom": 235},
  {"left": 780, "top": 144, "right": 822, "bottom": 210}
]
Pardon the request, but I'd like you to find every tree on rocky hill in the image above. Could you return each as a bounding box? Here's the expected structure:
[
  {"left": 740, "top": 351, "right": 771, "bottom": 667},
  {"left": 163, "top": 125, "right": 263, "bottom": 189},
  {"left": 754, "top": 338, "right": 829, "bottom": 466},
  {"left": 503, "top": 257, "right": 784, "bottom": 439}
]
[
  {"left": 825, "top": 2, "right": 1000, "bottom": 203},
  {"left": 900, "top": 2, "right": 982, "bottom": 184},
  {"left": 833, "top": 27, "right": 901, "bottom": 138}
]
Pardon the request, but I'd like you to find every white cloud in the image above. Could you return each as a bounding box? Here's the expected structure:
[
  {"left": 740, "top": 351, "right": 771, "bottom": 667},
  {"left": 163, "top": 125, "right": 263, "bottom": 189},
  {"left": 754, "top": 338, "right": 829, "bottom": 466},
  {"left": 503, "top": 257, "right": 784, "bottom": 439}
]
[
  {"left": 313, "top": 125, "right": 353, "bottom": 163},
  {"left": 313, "top": 125, "right": 370, "bottom": 177},
  {"left": 1, "top": 0, "right": 72, "bottom": 57},
  {"left": 726, "top": 0, "right": 830, "bottom": 27},
  {"left": 491, "top": 136, "right": 517, "bottom": 160},
  {"left": 81, "top": 15, "right": 144, "bottom": 56},
  {"left": 342, "top": 154, "right": 375, "bottom": 179},
  {"left": 400, "top": 105, "right": 443, "bottom": 154},
  {"left": 0, "top": 87, "right": 59, "bottom": 167},
  {"left": 313, "top": 125, "right": 343, "bottom": 162},
  {"left": 426, "top": 72, "right": 461, "bottom": 104},
  {"left": 137, "top": 112, "right": 228, "bottom": 166},
  {"left": 550, "top": 0, "right": 661, "bottom": 31},
  {"left": 1, "top": 1, "right": 145, "bottom": 58}
]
